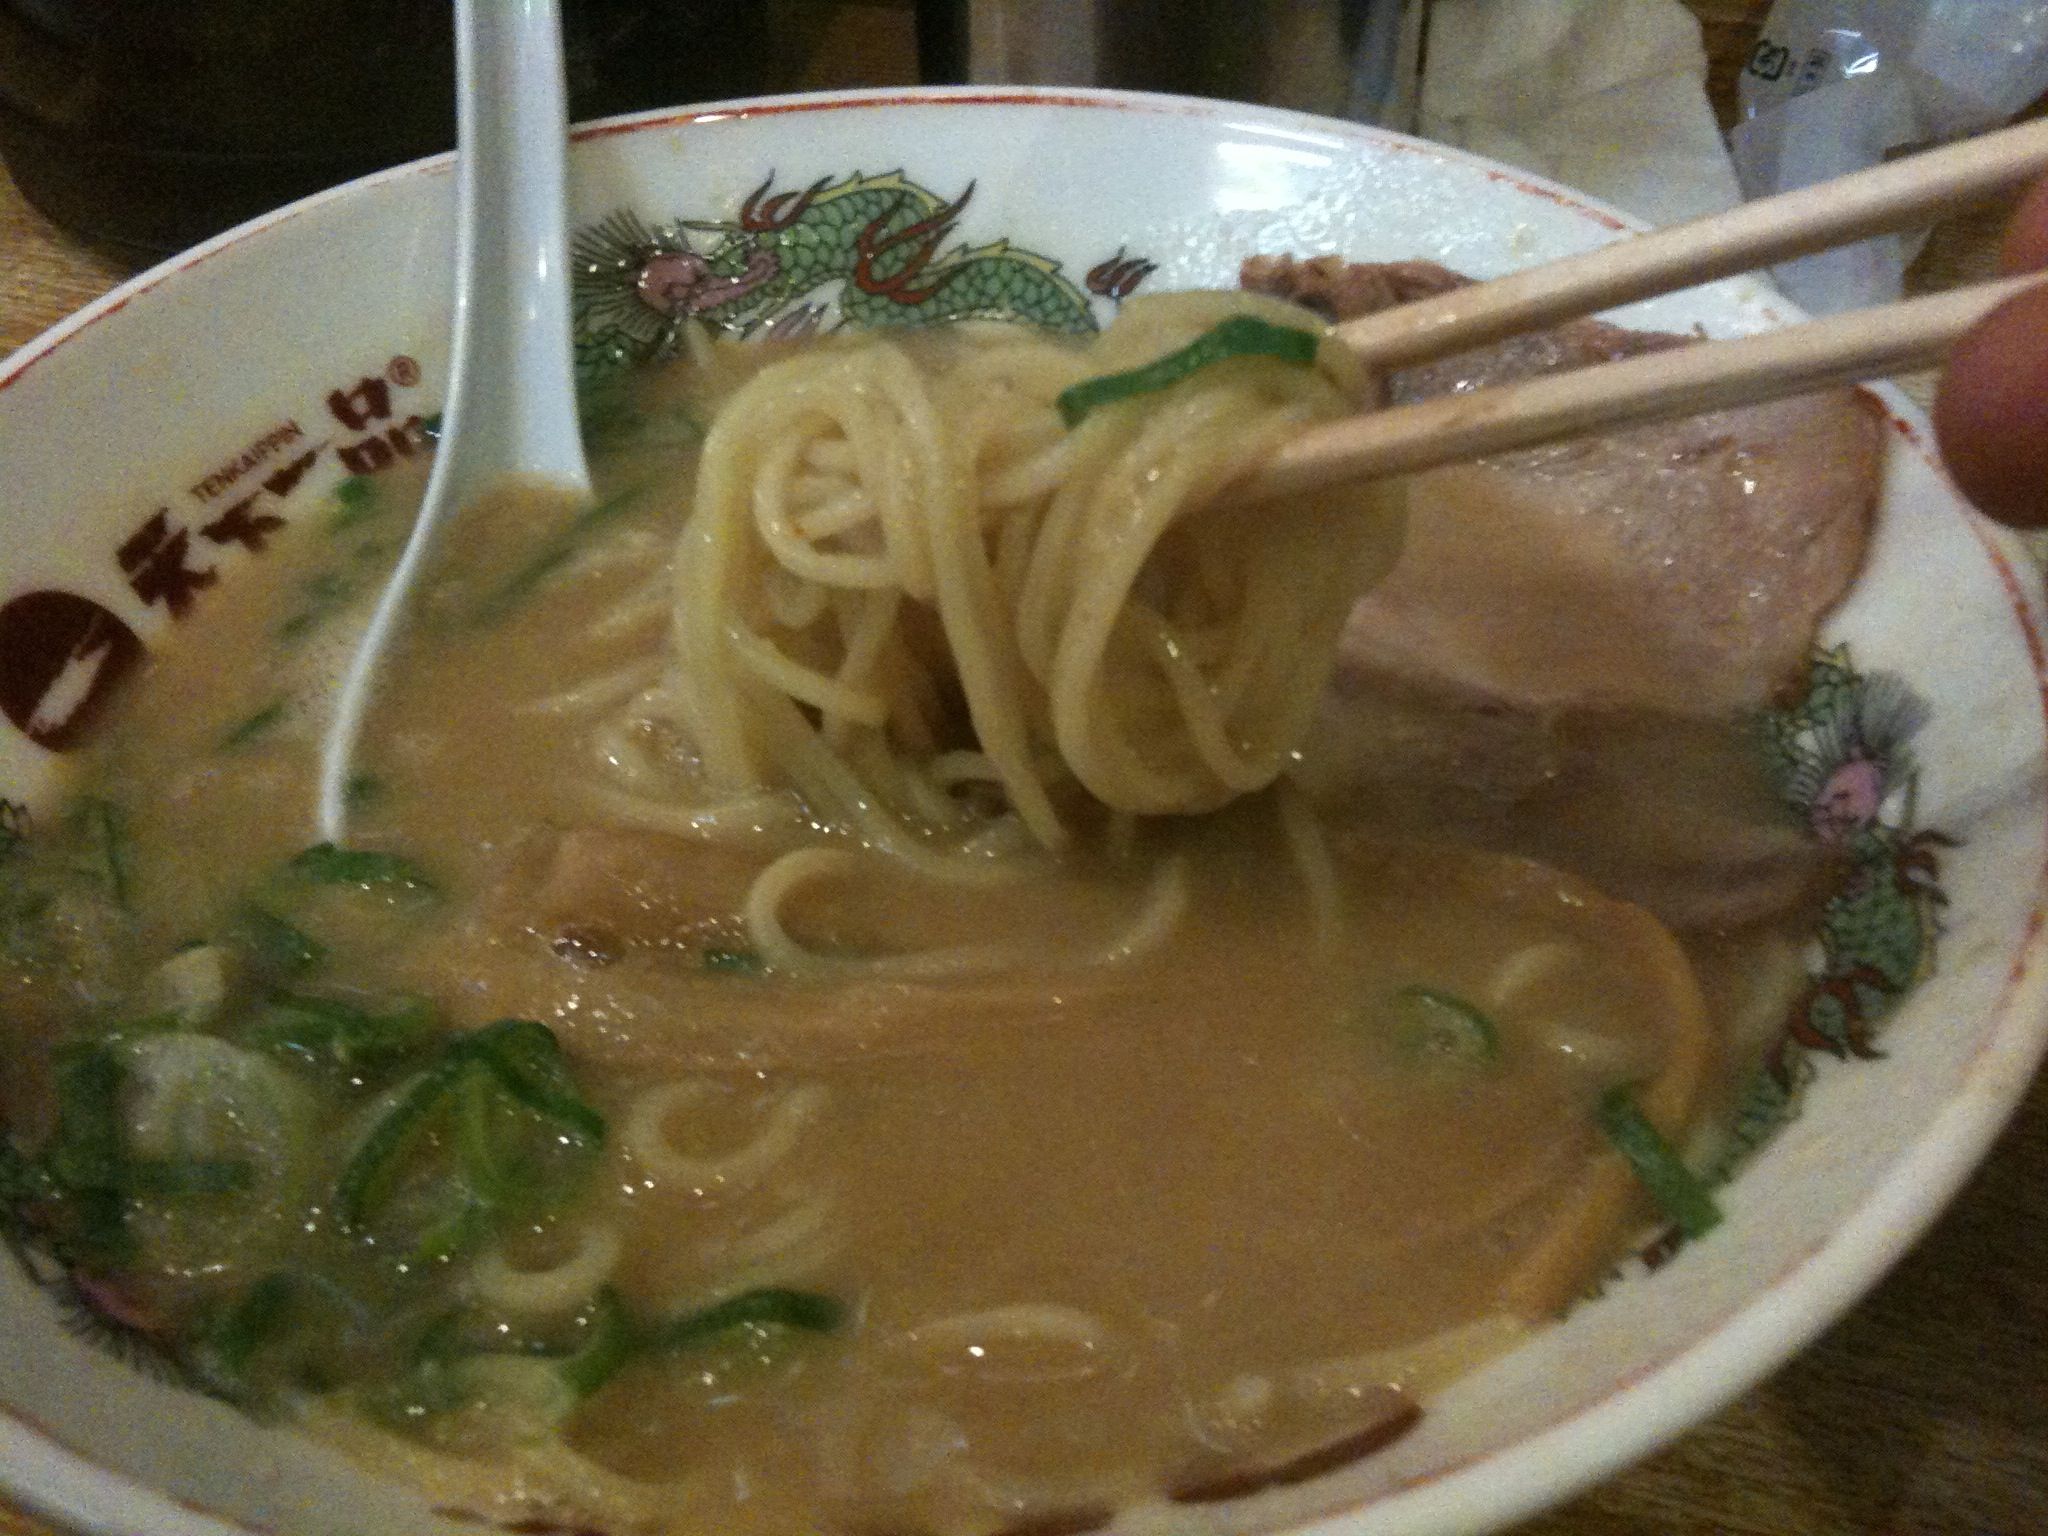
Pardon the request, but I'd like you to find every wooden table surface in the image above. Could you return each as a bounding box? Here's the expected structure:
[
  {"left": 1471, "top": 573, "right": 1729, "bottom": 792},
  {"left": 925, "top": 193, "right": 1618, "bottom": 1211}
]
[{"left": 4, "top": 147, "right": 2048, "bottom": 1536}]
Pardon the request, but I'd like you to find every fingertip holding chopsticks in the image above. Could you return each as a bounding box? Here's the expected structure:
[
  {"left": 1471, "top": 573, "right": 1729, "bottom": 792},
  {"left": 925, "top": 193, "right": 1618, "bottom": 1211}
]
[{"left": 1246, "top": 116, "right": 2048, "bottom": 502}]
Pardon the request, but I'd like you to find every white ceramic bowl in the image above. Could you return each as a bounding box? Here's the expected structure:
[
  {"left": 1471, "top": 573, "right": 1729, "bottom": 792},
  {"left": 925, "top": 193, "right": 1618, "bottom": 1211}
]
[{"left": 3, "top": 86, "right": 2046, "bottom": 1536}]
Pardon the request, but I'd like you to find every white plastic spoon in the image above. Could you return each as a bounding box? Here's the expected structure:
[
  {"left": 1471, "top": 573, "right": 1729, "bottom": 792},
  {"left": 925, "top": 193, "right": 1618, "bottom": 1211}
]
[{"left": 317, "top": 0, "right": 591, "bottom": 840}]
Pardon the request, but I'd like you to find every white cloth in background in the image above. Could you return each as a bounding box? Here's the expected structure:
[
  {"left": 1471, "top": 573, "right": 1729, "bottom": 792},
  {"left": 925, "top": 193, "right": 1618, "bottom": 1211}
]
[{"left": 1416, "top": 0, "right": 1744, "bottom": 228}]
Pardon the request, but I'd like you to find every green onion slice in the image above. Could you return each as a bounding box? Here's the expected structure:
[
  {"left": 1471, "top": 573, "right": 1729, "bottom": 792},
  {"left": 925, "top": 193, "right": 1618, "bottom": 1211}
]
[
  {"left": 327, "top": 476, "right": 381, "bottom": 532},
  {"left": 220, "top": 701, "right": 287, "bottom": 751},
  {"left": 334, "top": 1070, "right": 450, "bottom": 1229},
  {"left": 194, "top": 1272, "right": 298, "bottom": 1400},
  {"left": 1055, "top": 315, "right": 1322, "bottom": 427},
  {"left": 287, "top": 842, "right": 435, "bottom": 895},
  {"left": 334, "top": 1020, "right": 604, "bottom": 1246},
  {"left": 245, "top": 992, "right": 433, "bottom": 1075},
  {"left": 229, "top": 905, "right": 325, "bottom": 982},
  {"left": 1391, "top": 986, "right": 1500, "bottom": 1065},
  {"left": 44, "top": 1045, "right": 133, "bottom": 1263},
  {"left": 702, "top": 947, "right": 765, "bottom": 976},
  {"left": 1595, "top": 1085, "right": 1722, "bottom": 1240},
  {"left": 649, "top": 1287, "right": 846, "bottom": 1352},
  {"left": 47, "top": 1045, "right": 127, "bottom": 1192},
  {"left": 455, "top": 1019, "right": 607, "bottom": 1142},
  {"left": 556, "top": 1288, "right": 641, "bottom": 1399},
  {"left": 397, "top": 1284, "right": 845, "bottom": 1409},
  {"left": 67, "top": 796, "right": 130, "bottom": 908},
  {"left": 478, "top": 484, "right": 647, "bottom": 623}
]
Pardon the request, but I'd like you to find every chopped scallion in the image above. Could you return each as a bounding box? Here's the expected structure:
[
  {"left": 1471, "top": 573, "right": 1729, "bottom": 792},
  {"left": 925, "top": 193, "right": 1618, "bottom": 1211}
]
[
  {"left": 456, "top": 1019, "right": 607, "bottom": 1142},
  {"left": 287, "top": 842, "right": 435, "bottom": 895},
  {"left": 197, "top": 1272, "right": 297, "bottom": 1394},
  {"left": 228, "top": 905, "right": 325, "bottom": 982},
  {"left": 703, "top": 947, "right": 765, "bottom": 975},
  {"left": 649, "top": 1287, "right": 845, "bottom": 1351},
  {"left": 334, "top": 1072, "right": 449, "bottom": 1231},
  {"left": 220, "top": 701, "right": 287, "bottom": 751},
  {"left": 44, "top": 1044, "right": 132, "bottom": 1263},
  {"left": 67, "top": 796, "right": 130, "bottom": 908},
  {"left": 327, "top": 477, "right": 381, "bottom": 532},
  {"left": 561, "top": 1285, "right": 844, "bottom": 1399},
  {"left": 1055, "top": 315, "right": 1322, "bottom": 427},
  {"left": 334, "top": 1020, "right": 604, "bottom": 1257},
  {"left": 556, "top": 1287, "right": 640, "bottom": 1398},
  {"left": 245, "top": 992, "right": 433, "bottom": 1075},
  {"left": 47, "top": 1045, "right": 126, "bottom": 1192},
  {"left": 476, "top": 485, "right": 647, "bottom": 623},
  {"left": 1595, "top": 1085, "right": 1722, "bottom": 1240}
]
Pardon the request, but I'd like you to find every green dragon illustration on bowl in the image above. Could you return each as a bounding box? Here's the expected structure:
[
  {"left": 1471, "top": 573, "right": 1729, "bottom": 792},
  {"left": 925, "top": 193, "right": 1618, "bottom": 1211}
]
[
  {"left": 1705, "top": 648, "right": 1951, "bottom": 1173},
  {"left": 568, "top": 169, "right": 1155, "bottom": 375}
]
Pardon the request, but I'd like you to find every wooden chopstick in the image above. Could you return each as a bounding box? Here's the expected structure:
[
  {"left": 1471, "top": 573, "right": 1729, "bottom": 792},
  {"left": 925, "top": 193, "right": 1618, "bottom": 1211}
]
[
  {"left": 1336, "top": 117, "right": 2048, "bottom": 371},
  {"left": 1246, "top": 270, "right": 2047, "bottom": 502}
]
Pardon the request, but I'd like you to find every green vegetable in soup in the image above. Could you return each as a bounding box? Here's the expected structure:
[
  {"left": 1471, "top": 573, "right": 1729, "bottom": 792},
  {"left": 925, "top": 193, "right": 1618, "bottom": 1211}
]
[
  {"left": 387, "top": 1283, "right": 846, "bottom": 1426},
  {"left": 276, "top": 570, "right": 361, "bottom": 643},
  {"left": 1595, "top": 1084, "right": 1722, "bottom": 1239},
  {"left": 647, "top": 1285, "right": 846, "bottom": 1353},
  {"left": 28, "top": 1034, "right": 296, "bottom": 1268},
  {"left": 327, "top": 475, "right": 382, "bottom": 532},
  {"left": 0, "top": 800, "right": 851, "bottom": 1447},
  {"left": 192, "top": 1271, "right": 299, "bottom": 1400},
  {"left": 66, "top": 795, "right": 131, "bottom": 909},
  {"left": 702, "top": 946, "right": 765, "bottom": 975},
  {"left": 220, "top": 701, "right": 288, "bottom": 751},
  {"left": 191, "top": 1269, "right": 376, "bottom": 1410},
  {"left": 1056, "top": 315, "right": 1322, "bottom": 426},
  {"left": 335, "top": 1020, "right": 604, "bottom": 1264},
  {"left": 475, "top": 483, "right": 648, "bottom": 623},
  {"left": 557, "top": 1285, "right": 845, "bottom": 1398},
  {"left": 136, "top": 944, "right": 234, "bottom": 1028},
  {"left": 43, "top": 1043, "right": 134, "bottom": 1264},
  {"left": 554, "top": 1285, "right": 640, "bottom": 1399},
  {"left": 287, "top": 842, "right": 436, "bottom": 895},
  {"left": 243, "top": 992, "right": 436, "bottom": 1077},
  {"left": 120, "top": 1033, "right": 315, "bottom": 1194},
  {"left": 225, "top": 904, "right": 326, "bottom": 984}
]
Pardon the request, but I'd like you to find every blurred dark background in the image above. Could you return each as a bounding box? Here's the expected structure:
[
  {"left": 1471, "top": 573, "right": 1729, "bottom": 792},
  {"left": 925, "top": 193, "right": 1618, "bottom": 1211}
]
[{"left": 0, "top": 0, "right": 947, "bottom": 254}]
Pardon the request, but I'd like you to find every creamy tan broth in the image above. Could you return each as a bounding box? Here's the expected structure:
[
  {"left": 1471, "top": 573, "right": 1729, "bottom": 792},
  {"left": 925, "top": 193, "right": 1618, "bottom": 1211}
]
[{"left": 0, "top": 326, "right": 1821, "bottom": 1536}]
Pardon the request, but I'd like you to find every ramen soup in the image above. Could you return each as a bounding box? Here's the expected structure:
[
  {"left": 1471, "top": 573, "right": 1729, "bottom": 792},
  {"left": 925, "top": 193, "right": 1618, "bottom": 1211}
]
[{"left": 0, "top": 295, "right": 1831, "bottom": 1536}]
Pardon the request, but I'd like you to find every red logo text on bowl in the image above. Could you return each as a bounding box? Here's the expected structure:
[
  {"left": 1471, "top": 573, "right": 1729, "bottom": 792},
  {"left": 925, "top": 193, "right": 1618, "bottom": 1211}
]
[{"left": 0, "top": 591, "right": 143, "bottom": 750}]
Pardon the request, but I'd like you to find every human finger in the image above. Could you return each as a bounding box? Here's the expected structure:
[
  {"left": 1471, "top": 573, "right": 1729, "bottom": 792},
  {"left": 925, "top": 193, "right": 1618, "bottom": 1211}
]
[{"left": 1932, "top": 281, "right": 2048, "bottom": 526}]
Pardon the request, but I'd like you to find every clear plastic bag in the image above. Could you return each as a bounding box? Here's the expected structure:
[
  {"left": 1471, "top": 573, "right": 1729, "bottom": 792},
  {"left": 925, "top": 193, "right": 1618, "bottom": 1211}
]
[{"left": 1730, "top": 0, "right": 2048, "bottom": 312}]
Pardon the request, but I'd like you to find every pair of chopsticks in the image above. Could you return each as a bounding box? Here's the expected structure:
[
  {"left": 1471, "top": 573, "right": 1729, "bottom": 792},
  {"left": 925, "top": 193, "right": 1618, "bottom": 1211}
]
[{"left": 1246, "top": 117, "right": 2048, "bottom": 501}]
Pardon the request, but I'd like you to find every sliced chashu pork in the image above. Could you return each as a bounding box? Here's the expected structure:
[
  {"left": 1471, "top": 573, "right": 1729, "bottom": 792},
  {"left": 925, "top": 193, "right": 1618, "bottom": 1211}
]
[
  {"left": 394, "top": 828, "right": 1228, "bottom": 1073},
  {"left": 1244, "top": 253, "right": 1883, "bottom": 716},
  {"left": 1243, "top": 255, "right": 1884, "bottom": 931}
]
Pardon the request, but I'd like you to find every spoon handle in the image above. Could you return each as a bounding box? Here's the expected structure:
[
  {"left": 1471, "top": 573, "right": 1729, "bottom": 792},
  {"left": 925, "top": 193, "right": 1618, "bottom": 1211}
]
[
  {"left": 317, "top": 0, "right": 591, "bottom": 841},
  {"left": 442, "top": 0, "right": 593, "bottom": 495}
]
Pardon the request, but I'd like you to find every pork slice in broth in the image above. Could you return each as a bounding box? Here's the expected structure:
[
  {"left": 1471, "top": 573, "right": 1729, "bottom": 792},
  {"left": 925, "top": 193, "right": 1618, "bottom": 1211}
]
[
  {"left": 490, "top": 826, "right": 1160, "bottom": 959},
  {"left": 411, "top": 826, "right": 1251, "bottom": 1072},
  {"left": 1243, "top": 254, "right": 1882, "bottom": 717},
  {"left": 1243, "top": 256, "right": 1879, "bottom": 931}
]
